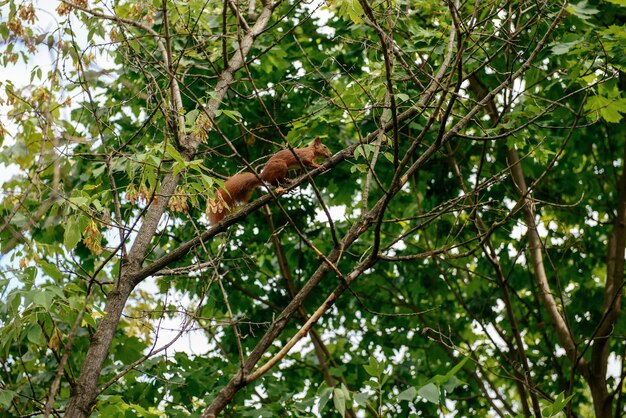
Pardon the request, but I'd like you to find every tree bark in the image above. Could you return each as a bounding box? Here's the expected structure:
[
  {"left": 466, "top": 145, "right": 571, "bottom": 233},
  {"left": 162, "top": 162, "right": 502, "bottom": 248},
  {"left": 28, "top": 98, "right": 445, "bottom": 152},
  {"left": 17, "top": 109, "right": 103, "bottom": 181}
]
[{"left": 64, "top": 280, "right": 135, "bottom": 417}]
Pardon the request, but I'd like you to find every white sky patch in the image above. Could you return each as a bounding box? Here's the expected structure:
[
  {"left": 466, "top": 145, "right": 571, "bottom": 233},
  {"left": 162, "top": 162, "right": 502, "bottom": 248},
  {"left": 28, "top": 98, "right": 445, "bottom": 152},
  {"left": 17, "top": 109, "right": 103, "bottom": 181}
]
[
  {"left": 140, "top": 277, "right": 211, "bottom": 355},
  {"left": 388, "top": 239, "right": 407, "bottom": 253},
  {"left": 0, "top": 28, "right": 52, "bottom": 178},
  {"left": 585, "top": 216, "right": 598, "bottom": 228},
  {"left": 0, "top": 1, "right": 116, "bottom": 185},
  {"left": 470, "top": 319, "right": 508, "bottom": 353},
  {"left": 511, "top": 77, "right": 526, "bottom": 107},
  {"left": 314, "top": 204, "right": 346, "bottom": 223},
  {"left": 301, "top": 0, "right": 335, "bottom": 37},
  {"left": 485, "top": 322, "right": 508, "bottom": 352},
  {"left": 509, "top": 222, "right": 527, "bottom": 240},
  {"left": 607, "top": 352, "right": 622, "bottom": 380}
]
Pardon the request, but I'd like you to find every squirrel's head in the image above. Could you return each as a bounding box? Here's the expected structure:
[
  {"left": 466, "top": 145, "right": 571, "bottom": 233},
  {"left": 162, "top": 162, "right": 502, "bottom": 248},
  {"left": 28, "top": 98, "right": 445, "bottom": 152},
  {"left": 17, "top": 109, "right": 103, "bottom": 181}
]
[{"left": 313, "top": 136, "right": 332, "bottom": 158}]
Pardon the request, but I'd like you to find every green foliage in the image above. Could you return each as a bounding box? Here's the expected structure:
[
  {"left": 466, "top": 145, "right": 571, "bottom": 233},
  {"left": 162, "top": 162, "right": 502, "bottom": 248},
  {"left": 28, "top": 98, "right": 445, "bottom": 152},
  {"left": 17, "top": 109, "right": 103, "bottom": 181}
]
[
  {"left": 542, "top": 392, "right": 575, "bottom": 417},
  {"left": 0, "top": 0, "right": 626, "bottom": 417}
]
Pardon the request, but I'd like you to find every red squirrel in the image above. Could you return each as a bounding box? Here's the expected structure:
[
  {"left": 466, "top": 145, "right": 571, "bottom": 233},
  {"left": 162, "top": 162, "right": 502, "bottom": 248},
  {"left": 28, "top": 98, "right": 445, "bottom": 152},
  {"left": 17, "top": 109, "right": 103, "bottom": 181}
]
[{"left": 208, "top": 137, "right": 331, "bottom": 224}]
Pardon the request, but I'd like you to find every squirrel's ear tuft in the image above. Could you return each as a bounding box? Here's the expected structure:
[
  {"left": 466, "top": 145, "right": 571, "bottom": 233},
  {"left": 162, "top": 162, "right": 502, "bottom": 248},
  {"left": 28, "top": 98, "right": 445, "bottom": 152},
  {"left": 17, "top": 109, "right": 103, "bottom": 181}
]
[{"left": 313, "top": 136, "right": 321, "bottom": 144}]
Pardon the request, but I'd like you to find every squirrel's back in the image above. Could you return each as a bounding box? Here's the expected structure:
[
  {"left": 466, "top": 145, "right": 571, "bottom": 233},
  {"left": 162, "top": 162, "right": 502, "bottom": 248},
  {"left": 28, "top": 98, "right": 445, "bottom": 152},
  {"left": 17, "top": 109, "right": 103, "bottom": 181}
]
[{"left": 209, "top": 137, "right": 331, "bottom": 224}]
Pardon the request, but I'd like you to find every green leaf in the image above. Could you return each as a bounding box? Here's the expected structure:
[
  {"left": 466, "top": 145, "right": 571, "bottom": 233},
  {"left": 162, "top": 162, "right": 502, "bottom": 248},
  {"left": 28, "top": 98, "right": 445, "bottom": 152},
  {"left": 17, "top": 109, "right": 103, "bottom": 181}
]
[
  {"left": 543, "top": 392, "right": 575, "bottom": 417},
  {"left": 82, "top": 313, "right": 97, "bottom": 328},
  {"left": 443, "top": 375, "right": 463, "bottom": 393},
  {"left": 551, "top": 40, "right": 581, "bottom": 55},
  {"left": 27, "top": 325, "right": 45, "bottom": 345},
  {"left": 130, "top": 403, "right": 159, "bottom": 418},
  {"left": 185, "top": 109, "right": 200, "bottom": 127},
  {"left": 33, "top": 290, "right": 54, "bottom": 310},
  {"left": 350, "top": 163, "right": 368, "bottom": 173},
  {"left": 165, "top": 143, "right": 186, "bottom": 165},
  {"left": 555, "top": 392, "right": 575, "bottom": 410},
  {"left": 0, "top": 389, "right": 16, "bottom": 408},
  {"left": 317, "top": 386, "right": 332, "bottom": 412},
  {"left": 430, "top": 357, "right": 470, "bottom": 386},
  {"left": 333, "top": 387, "right": 347, "bottom": 417},
  {"left": 354, "top": 144, "right": 375, "bottom": 161},
  {"left": 600, "top": 106, "right": 622, "bottom": 123},
  {"left": 222, "top": 109, "right": 242, "bottom": 121},
  {"left": 363, "top": 355, "right": 383, "bottom": 377},
  {"left": 417, "top": 383, "right": 439, "bottom": 404},
  {"left": 331, "top": 0, "right": 364, "bottom": 24},
  {"left": 542, "top": 405, "right": 554, "bottom": 417},
  {"left": 353, "top": 392, "right": 369, "bottom": 406},
  {"left": 601, "top": 103, "right": 625, "bottom": 123},
  {"left": 398, "top": 386, "right": 417, "bottom": 402},
  {"left": 396, "top": 93, "right": 410, "bottom": 102},
  {"left": 585, "top": 96, "right": 626, "bottom": 123},
  {"left": 0, "top": 23, "right": 9, "bottom": 41},
  {"left": 40, "top": 261, "right": 63, "bottom": 281},
  {"left": 92, "top": 199, "right": 103, "bottom": 211},
  {"left": 200, "top": 174, "right": 215, "bottom": 189},
  {"left": 329, "top": 365, "right": 347, "bottom": 377},
  {"left": 69, "top": 195, "right": 89, "bottom": 208},
  {"left": 567, "top": 1, "right": 599, "bottom": 19},
  {"left": 64, "top": 216, "right": 82, "bottom": 250},
  {"left": 20, "top": 267, "right": 37, "bottom": 287},
  {"left": 340, "top": 383, "right": 351, "bottom": 401}
]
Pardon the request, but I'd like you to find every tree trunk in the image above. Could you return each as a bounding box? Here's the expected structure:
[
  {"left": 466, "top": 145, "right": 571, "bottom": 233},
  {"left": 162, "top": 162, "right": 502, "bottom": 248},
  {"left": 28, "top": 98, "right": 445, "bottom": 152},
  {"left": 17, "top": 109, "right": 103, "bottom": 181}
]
[
  {"left": 589, "top": 365, "right": 612, "bottom": 418},
  {"left": 64, "top": 280, "right": 135, "bottom": 417}
]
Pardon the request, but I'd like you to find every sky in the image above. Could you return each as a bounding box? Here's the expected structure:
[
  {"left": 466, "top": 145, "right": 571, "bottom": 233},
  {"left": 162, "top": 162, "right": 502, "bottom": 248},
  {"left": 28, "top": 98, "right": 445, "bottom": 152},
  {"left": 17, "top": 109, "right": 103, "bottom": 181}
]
[{"left": 0, "top": 10, "right": 53, "bottom": 185}]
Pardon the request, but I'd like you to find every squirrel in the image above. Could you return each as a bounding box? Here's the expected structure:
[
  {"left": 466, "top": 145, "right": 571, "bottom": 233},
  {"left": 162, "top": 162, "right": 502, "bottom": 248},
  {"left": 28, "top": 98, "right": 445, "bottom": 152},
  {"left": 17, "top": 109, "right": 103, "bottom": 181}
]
[{"left": 208, "top": 136, "right": 332, "bottom": 224}]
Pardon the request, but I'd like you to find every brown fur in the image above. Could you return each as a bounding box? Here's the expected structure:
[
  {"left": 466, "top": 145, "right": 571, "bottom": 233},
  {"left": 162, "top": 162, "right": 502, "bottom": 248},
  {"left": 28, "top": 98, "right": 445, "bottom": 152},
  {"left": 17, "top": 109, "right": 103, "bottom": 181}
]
[
  {"left": 208, "top": 172, "right": 261, "bottom": 224},
  {"left": 260, "top": 137, "right": 331, "bottom": 184},
  {"left": 209, "top": 137, "right": 331, "bottom": 223}
]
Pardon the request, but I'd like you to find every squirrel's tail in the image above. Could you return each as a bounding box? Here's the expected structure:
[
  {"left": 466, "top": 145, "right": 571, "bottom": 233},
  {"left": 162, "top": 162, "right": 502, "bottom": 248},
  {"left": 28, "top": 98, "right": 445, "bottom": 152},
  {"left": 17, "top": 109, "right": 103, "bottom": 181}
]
[{"left": 208, "top": 172, "right": 262, "bottom": 224}]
